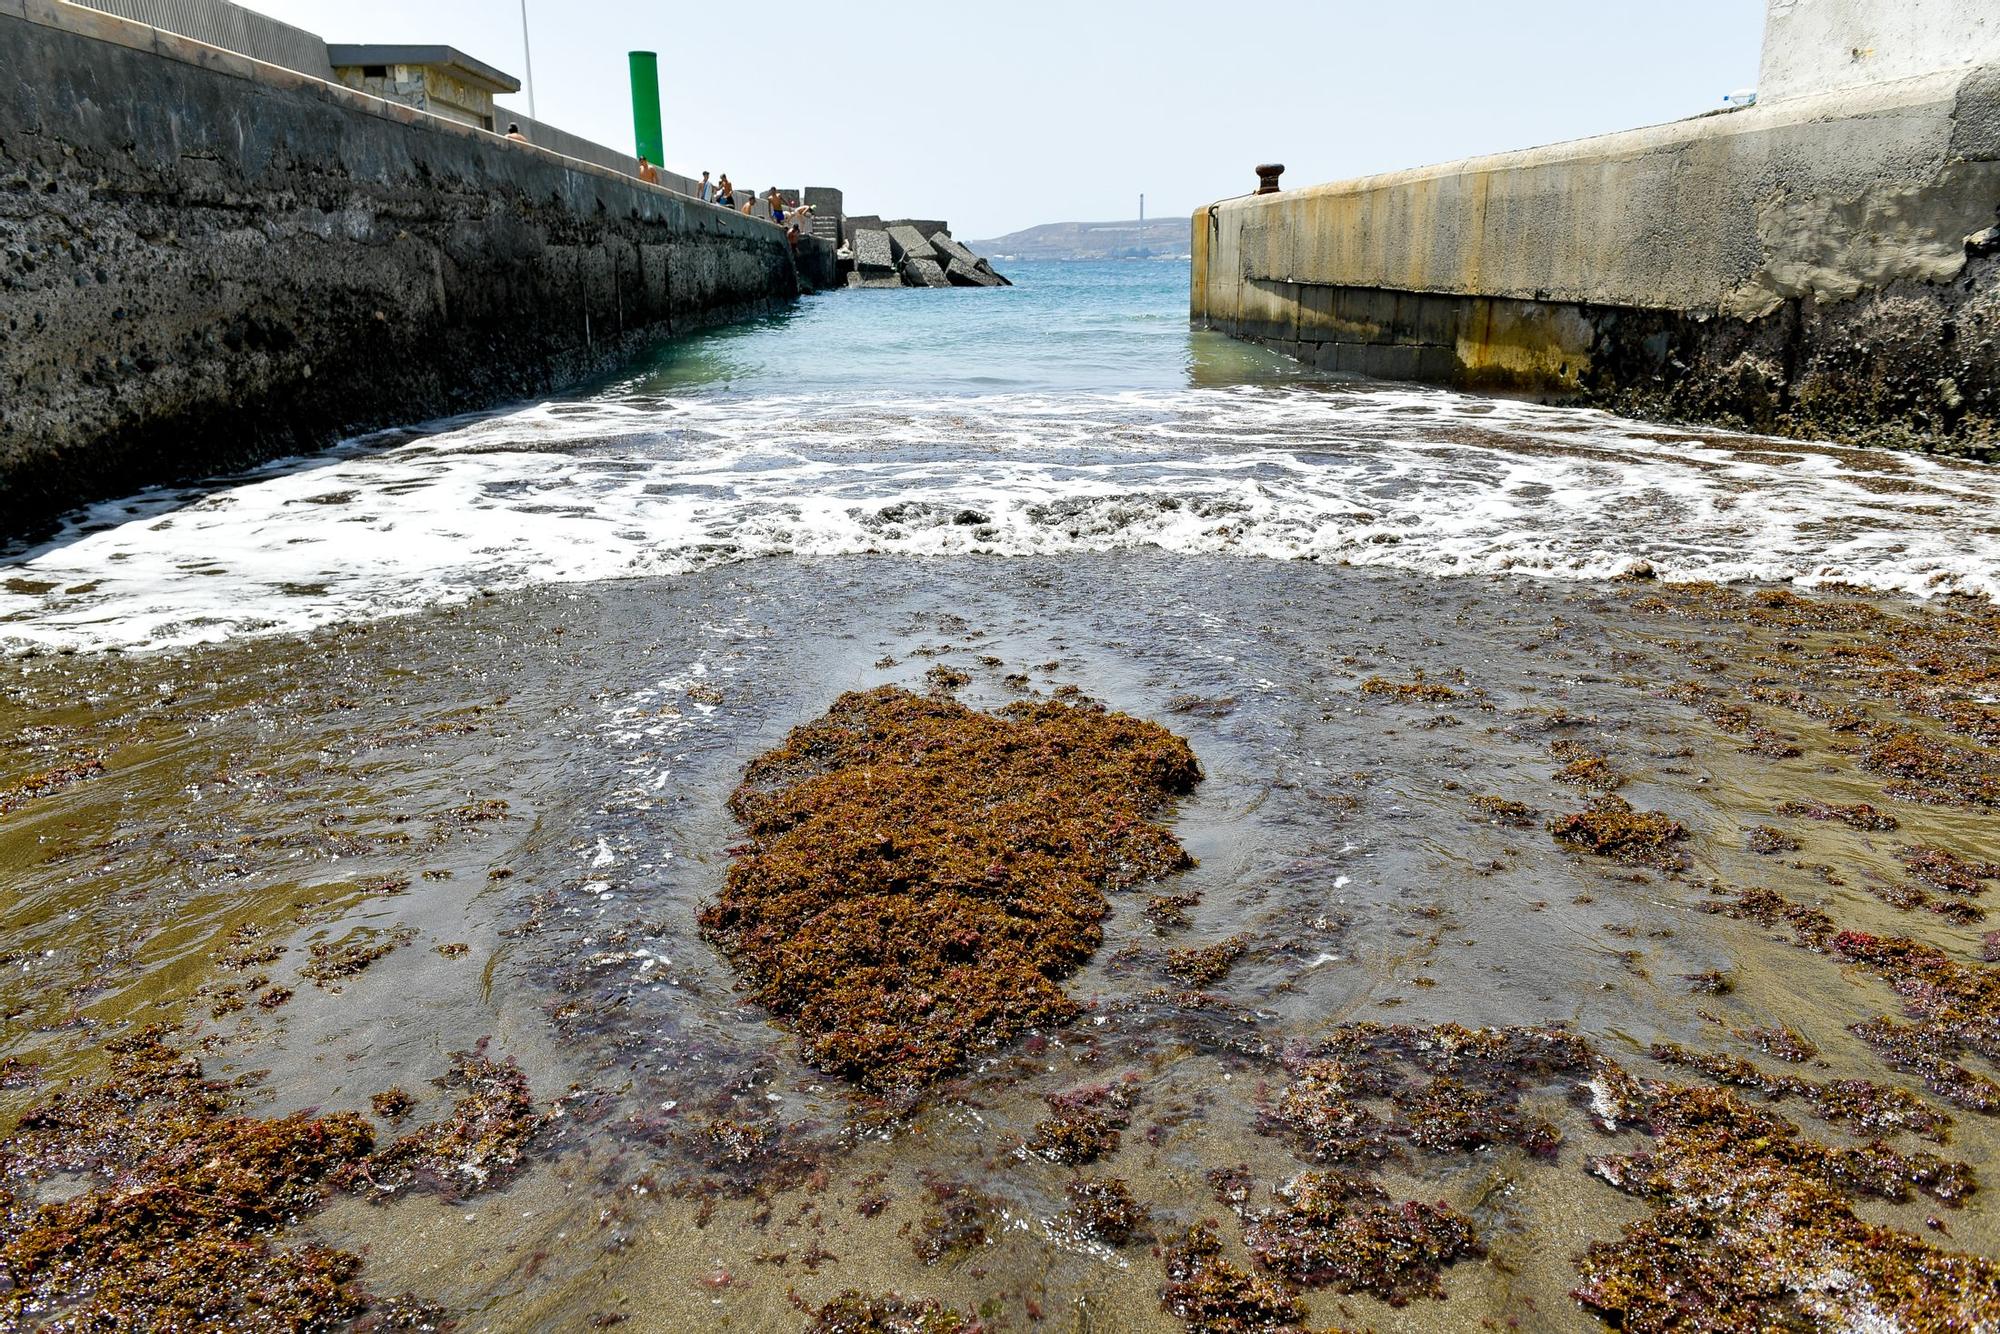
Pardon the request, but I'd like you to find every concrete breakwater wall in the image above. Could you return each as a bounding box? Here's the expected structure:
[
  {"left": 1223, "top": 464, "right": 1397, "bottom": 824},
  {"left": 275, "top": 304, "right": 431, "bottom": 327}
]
[
  {"left": 1192, "top": 65, "right": 2000, "bottom": 454},
  {"left": 0, "top": 0, "right": 811, "bottom": 539}
]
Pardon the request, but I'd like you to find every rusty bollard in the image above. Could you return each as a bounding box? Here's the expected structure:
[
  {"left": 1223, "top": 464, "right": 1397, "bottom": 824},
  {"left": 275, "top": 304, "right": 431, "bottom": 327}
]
[{"left": 1255, "top": 163, "right": 1285, "bottom": 195}]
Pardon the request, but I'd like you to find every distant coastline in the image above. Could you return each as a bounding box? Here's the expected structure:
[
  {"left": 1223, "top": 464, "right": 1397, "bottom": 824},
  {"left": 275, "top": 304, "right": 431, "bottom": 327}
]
[{"left": 968, "top": 216, "right": 1193, "bottom": 262}]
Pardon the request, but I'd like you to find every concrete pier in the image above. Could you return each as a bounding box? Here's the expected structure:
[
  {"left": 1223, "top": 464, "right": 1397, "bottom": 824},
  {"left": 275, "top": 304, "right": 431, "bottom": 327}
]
[
  {"left": 1192, "top": 3, "right": 2000, "bottom": 454},
  {"left": 0, "top": 0, "right": 812, "bottom": 539}
]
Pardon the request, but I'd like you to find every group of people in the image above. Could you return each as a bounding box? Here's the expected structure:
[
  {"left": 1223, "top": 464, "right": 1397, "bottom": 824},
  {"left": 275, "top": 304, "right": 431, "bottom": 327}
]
[
  {"left": 689, "top": 172, "right": 813, "bottom": 245},
  {"left": 619, "top": 159, "right": 813, "bottom": 247}
]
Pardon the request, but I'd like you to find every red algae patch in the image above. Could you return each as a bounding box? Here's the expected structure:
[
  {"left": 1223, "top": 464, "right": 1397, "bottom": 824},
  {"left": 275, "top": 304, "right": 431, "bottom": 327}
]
[
  {"left": 1160, "top": 1223, "right": 1310, "bottom": 1334},
  {"left": 701, "top": 685, "right": 1201, "bottom": 1093}
]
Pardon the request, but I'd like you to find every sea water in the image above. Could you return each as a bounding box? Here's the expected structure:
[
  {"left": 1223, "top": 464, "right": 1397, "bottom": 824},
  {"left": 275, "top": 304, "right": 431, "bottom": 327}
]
[{"left": 4, "top": 260, "right": 1997, "bottom": 654}]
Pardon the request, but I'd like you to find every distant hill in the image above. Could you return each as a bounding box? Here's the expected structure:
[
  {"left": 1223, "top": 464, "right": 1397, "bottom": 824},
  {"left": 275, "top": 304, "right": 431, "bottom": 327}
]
[{"left": 967, "top": 217, "right": 1193, "bottom": 262}]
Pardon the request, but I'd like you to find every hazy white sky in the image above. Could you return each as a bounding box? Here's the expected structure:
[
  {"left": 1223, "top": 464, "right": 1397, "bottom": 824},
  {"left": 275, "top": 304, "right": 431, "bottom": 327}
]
[{"left": 249, "top": 0, "right": 1767, "bottom": 238}]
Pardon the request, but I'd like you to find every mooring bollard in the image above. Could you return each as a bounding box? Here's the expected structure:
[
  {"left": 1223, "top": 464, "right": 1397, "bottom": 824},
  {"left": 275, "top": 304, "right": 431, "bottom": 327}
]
[{"left": 1255, "top": 163, "right": 1285, "bottom": 195}]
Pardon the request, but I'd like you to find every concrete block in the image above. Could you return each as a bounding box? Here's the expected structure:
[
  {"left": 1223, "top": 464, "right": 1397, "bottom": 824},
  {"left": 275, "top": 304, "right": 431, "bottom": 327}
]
[
  {"left": 852, "top": 228, "right": 896, "bottom": 273},
  {"left": 902, "top": 257, "right": 950, "bottom": 288},
  {"left": 946, "top": 257, "right": 1002, "bottom": 287},
  {"left": 888, "top": 224, "right": 938, "bottom": 263},
  {"left": 848, "top": 273, "right": 907, "bottom": 289},
  {"left": 888, "top": 219, "right": 950, "bottom": 240},
  {"left": 930, "top": 231, "right": 978, "bottom": 267},
  {"left": 843, "top": 214, "right": 885, "bottom": 238}
]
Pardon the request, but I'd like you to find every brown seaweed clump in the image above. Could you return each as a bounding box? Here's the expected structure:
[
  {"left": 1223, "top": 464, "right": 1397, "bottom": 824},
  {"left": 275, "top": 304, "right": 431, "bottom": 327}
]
[
  {"left": 1160, "top": 1224, "right": 1309, "bottom": 1334},
  {"left": 347, "top": 1046, "right": 542, "bottom": 1202},
  {"left": 1830, "top": 931, "right": 2000, "bottom": 1112},
  {"left": 1163, "top": 936, "right": 1247, "bottom": 988},
  {"left": 1469, "top": 794, "right": 1540, "bottom": 828},
  {"left": 1648, "top": 1042, "right": 1952, "bottom": 1142},
  {"left": 1028, "top": 1082, "right": 1136, "bottom": 1165},
  {"left": 803, "top": 1290, "right": 969, "bottom": 1334},
  {"left": 1238, "top": 1170, "right": 1480, "bottom": 1307},
  {"left": 702, "top": 686, "right": 1201, "bottom": 1092},
  {"left": 1264, "top": 1024, "right": 1589, "bottom": 1166},
  {"left": 1575, "top": 1084, "right": 1999, "bottom": 1331},
  {"left": 0, "top": 1027, "right": 384, "bottom": 1329},
  {"left": 1061, "top": 1176, "right": 1147, "bottom": 1245},
  {"left": 1898, "top": 844, "right": 1999, "bottom": 897},
  {"left": 1359, "top": 675, "right": 1462, "bottom": 704},
  {"left": 1549, "top": 797, "right": 1689, "bottom": 870},
  {"left": 1775, "top": 799, "right": 1898, "bottom": 831}
]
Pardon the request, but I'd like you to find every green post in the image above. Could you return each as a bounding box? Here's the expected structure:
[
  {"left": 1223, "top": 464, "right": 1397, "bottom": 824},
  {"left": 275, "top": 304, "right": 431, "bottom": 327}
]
[{"left": 628, "top": 51, "right": 663, "bottom": 166}]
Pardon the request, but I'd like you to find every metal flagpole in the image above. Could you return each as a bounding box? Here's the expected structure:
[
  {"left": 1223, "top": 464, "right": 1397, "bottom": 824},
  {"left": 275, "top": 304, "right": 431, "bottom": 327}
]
[{"left": 519, "top": 0, "right": 538, "bottom": 121}]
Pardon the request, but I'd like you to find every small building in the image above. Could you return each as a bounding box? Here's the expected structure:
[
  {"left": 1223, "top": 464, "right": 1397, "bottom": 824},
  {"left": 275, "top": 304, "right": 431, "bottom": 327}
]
[{"left": 326, "top": 45, "right": 520, "bottom": 132}]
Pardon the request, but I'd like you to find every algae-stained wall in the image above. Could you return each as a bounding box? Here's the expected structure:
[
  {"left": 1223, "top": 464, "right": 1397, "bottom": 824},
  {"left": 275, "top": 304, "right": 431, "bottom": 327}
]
[
  {"left": 1760, "top": 0, "right": 2000, "bottom": 101},
  {"left": 1191, "top": 64, "right": 2000, "bottom": 453},
  {"left": 0, "top": 0, "right": 801, "bottom": 538}
]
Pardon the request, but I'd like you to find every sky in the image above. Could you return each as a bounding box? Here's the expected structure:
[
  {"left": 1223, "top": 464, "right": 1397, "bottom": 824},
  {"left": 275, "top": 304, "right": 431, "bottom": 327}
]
[{"left": 247, "top": 0, "right": 1768, "bottom": 239}]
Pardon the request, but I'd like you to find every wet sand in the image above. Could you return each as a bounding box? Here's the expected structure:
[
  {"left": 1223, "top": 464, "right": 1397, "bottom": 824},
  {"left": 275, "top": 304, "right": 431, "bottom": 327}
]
[{"left": 2, "top": 553, "right": 1997, "bottom": 1330}]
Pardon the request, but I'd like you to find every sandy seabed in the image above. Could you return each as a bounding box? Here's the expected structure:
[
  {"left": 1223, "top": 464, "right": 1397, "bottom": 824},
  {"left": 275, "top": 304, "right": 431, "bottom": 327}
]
[{"left": 2, "top": 553, "right": 1997, "bottom": 1332}]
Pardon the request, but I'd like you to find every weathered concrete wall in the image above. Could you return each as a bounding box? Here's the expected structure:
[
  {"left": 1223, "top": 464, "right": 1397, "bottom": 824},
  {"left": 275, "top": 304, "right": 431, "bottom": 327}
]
[
  {"left": 0, "top": 0, "right": 805, "bottom": 539},
  {"left": 1192, "top": 65, "right": 2000, "bottom": 454},
  {"left": 1761, "top": 0, "right": 2000, "bottom": 101}
]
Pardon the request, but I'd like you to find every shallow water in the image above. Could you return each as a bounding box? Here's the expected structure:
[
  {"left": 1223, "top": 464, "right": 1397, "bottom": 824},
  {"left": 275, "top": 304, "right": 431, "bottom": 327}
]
[{"left": 2, "top": 264, "right": 1999, "bottom": 1332}]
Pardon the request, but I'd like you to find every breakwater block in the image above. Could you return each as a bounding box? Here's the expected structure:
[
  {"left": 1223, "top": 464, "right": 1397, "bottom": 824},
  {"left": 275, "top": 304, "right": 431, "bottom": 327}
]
[
  {"left": 947, "top": 257, "right": 1002, "bottom": 287},
  {"left": 852, "top": 229, "right": 897, "bottom": 273},
  {"left": 902, "top": 257, "right": 951, "bottom": 288},
  {"left": 931, "top": 231, "right": 979, "bottom": 267},
  {"left": 888, "top": 224, "right": 940, "bottom": 263}
]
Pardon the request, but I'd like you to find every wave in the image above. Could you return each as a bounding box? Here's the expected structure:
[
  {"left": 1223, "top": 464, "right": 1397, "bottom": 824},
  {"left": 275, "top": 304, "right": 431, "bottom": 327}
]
[{"left": 3, "top": 383, "right": 1997, "bottom": 654}]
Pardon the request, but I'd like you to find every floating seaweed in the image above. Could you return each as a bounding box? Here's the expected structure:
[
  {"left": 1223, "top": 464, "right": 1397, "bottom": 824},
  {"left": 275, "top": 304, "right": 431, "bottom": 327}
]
[
  {"left": 1775, "top": 799, "right": 1898, "bottom": 831},
  {"left": 1164, "top": 936, "right": 1247, "bottom": 988},
  {"left": 300, "top": 926, "right": 416, "bottom": 986},
  {"left": 909, "top": 1175, "right": 994, "bottom": 1265},
  {"left": 802, "top": 1290, "right": 969, "bottom": 1334},
  {"left": 1061, "top": 1176, "right": 1147, "bottom": 1245},
  {"left": 1549, "top": 797, "right": 1689, "bottom": 870},
  {"left": 1359, "top": 675, "right": 1462, "bottom": 704},
  {"left": 1744, "top": 825, "right": 1802, "bottom": 855},
  {"left": 351, "top": 1046, "right": 542, "bottom": 1202},
  {"left": 1552, "top": 739, "right": 1625, "bottom": 791},
  {"left": 1649, "top": 1042, "right": 1952, "bottom": 1141},
  {"left": 702, "top": 686, "right": 1200, "bottom": 1093},
  {"left": 1028, "top": 1082, "right": 1135, "bottom": 1165},
  {"left": 0, "top": 753, "right": 105, "bottom": 815},
  {"left": 1469, "top": 794, "right": 1540, "bottom": 828}
]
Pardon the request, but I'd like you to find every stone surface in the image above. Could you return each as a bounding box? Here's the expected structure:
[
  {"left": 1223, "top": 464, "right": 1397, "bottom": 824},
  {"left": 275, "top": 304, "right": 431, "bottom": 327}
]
[
  {"left": 1192, "top": 61, "right": 2000, "bottom": 455},
  {"left": 0, "top": 0, "right": 804, "bottom": 539},
  {"left": 887, "top": 225, "right": 939, "bottom": 264},
  {"left": 852, "top": 228, "right": 897, "bottom": 273},
  {"left": 901, "top": 257, "right": 951, "bottom": 288}
]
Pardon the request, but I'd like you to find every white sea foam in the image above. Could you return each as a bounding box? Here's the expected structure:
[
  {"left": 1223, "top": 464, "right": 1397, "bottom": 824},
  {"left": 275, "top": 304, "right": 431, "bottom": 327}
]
[{"left": 3, "top": 382, "right": 1998, "bottom": 653}]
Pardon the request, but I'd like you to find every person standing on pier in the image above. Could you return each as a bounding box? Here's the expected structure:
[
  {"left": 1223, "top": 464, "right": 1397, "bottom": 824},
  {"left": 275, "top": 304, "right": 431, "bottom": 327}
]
[
  {"left": 699, "top": 170, "right": 713, "bottom": 202},
  {"left": 637, "top": 155, "right": 660, "bottom": 185}
]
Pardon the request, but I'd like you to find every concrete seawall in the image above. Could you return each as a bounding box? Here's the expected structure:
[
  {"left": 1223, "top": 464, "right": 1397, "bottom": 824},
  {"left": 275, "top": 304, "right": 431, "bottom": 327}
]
[
  {"left": 1192, "top": 66, "right": 2000, "bottom": 454},
  {"left": 0, "top": 0, "right": 810, "bottom": 539}
]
